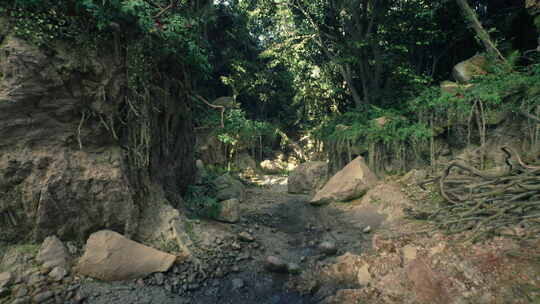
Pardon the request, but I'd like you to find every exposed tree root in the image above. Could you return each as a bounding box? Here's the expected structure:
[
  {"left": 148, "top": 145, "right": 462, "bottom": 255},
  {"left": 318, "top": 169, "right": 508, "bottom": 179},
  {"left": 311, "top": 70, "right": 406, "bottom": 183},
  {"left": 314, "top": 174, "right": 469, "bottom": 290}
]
[{"left": 411, "top": 146, "right": 540, "bottom": 242}]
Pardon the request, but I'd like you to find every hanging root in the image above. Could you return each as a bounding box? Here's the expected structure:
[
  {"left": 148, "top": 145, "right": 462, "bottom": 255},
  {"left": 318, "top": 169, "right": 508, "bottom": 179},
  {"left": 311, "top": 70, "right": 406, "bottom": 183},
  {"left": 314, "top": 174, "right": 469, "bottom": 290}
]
[{"left": 411, "top": 146, "right": 540, "bottom": 242}]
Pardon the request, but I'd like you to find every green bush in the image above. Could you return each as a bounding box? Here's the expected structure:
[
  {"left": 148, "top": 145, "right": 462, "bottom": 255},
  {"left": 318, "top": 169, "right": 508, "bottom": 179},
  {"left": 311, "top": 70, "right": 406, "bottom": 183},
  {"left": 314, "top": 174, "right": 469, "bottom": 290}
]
[{"left": 184, "top": 174, "right": 221, "bottom": 219}]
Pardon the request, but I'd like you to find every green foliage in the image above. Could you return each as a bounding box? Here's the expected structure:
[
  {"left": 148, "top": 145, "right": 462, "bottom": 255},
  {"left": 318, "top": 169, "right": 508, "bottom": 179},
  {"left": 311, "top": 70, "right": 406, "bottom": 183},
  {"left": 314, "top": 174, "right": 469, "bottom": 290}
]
[
  {"left": 3, "top": 0, "right": 211, "bottom": 78},
  {"left": 184, "top": 174, "right": 221, "bottom": 219},
  {"left": 217, "top": 109, "right": 275, "bottom": 146}
]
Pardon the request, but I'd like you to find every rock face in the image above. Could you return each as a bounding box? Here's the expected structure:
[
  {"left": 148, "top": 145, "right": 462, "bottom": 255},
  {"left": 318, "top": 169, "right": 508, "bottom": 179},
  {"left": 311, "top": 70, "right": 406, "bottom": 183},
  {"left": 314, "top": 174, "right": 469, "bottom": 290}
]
[
  {"left": 288, "top": 161, "right": 328, "bottom": 194},
  {"left": 452, "top": 54, "right": 488, "bottom": 83},
  {"left": 213, "top": 174, "right": 245, "bottom": 202},
  {"left": 36, "top": 236, "right": 71, "bottom": 269},
  {"left": 75, "top": 230, "right": 176, "bottom": 281},
  {"left": 214, "top": 198, "right": 240, "bottom": 223},
  {"left": 0, "top": 34, "right": 139, "bottom": 242},
  {"left": 0, "top": 19, "right": 197, "bottom": 243},
  {"left": 310, "top": 156, "right": 377, "bottom": 205}
]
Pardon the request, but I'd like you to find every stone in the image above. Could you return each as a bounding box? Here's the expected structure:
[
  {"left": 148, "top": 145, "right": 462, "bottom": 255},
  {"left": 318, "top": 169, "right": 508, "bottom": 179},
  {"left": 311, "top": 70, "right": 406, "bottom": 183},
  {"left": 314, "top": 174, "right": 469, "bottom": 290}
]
[
  {"left": 14, "top": 286, "right": 29, "bottom": 297},
  {"left": 319, "top": 241, "right": 338, "bottom": 255},
  {"left": 402, "top": 245, "right": 418, "bottom": 264},
  {"left": 138, "top": 202, "right": 193, "bottom": 260},
  {"left": 155, "top": 273, "right": 165, "bottom": 286},
  {"left": 0, "top": 271, "right": 12, "bottom": 288},
  {"left": 36, "top": 236, "right": 71, "bottom": 269},
  {"left": 238, "top": 232, "right": 255, "bottom": 242},
  {"left": 213, "top": 174, "right": 246, "bottom": 202},
  {"left": 260, "top": 159, "right": 286, "bottom": 174},
  {"left": 214, "top": 199, "right": 240, "bottom": 223},
  {"left": 33, "top": 291, "right": 54, "bottom": 303},
  {"left": 27, "top": 273, "right": 45, "bottom": 285},
  {"left": 363, "top": 226, "right": 372, "bottom": 233},
  {"left": 264, "top": 256, "right": 288, "bottom": 273},
  {"left": 288, "top": 161, "right": 328, "bottom": 194},
  {"left": 11, "top": 297, "right": 31, "bottom": 304},
  {"left": 453, "top": 54, "right": 488, "bottom": 83},
  {"left": 310, "top": 156, "right": 378, "bottom": 205},
  {"left": 231, "top": 278, "right": 244, "bottom": 290},
  {"left": 286, "top": 263, "right": 301, "bottom": 274},
  {"left": 48, "top": 266, "right": 68, "bottom": 281},
  {"left": 75, "top": 230, "right": 176, "bottom": 281},
  {"left": 357, "top": 263, "right": 372, "bottom": 285}
]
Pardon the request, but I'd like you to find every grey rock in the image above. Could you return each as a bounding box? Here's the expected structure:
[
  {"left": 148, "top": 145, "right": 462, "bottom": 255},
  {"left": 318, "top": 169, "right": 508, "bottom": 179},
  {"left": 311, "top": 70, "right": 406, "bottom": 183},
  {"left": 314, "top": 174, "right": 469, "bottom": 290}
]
[
  {"left": 27, "top": 273, "right": 45, "bottom": 285},
  {"left": 264, "top": 256, "right": 288, "bottom": 273},
  {"left": 11, "top": 297, "right": 31, "bottom": 304},
  {"left": 33, "top": 291, "right": 54, "bottom": 303},
  {"left": 288, "top": 161, "right": 328, "bottom": 194},
  {"left": 14, "top": 286, "right": 29, "bottom": 297},
  {"left": 155, "top": 273, "right": 165, "bottom": 286},
  {"left": 363, "top": 226, "right": 372, "bottom": 233},
  {"left": 453, "top": 54, "right": 487, "bottom": 83},
  {"left": 310, "top": 156, "right": 377, "bottom": 205},
  {"left": 286, "top": 262, "right": 301, "bottom": 274},
  {"left": 0, "top": 271, "right": 12, "bottom": 288},
  {"left": 213, "top": 174, "right": 246, "bottom": 202},
  {"left": 48, "top": 266, "right": 68, "bottom": 281},
  {"left": 319, "top": 241, "right": 338, "bottom": 255},
  {"left": 36, "top": 236, "right": 71, "bottom": 269},
  {"left": 214, "top": 199, "right": 240, "bottom": 223},
  {"left": 238, "top": 232, "right": 255, "bottom": 242},
  {"left": 232, "top": 278, "right": 244, "bottom": 290}
]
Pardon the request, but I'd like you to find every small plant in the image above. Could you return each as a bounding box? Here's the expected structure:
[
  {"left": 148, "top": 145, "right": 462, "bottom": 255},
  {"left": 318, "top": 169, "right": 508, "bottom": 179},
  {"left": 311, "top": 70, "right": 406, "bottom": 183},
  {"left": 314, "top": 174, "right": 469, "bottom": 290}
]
[{"left": 184, "top": 174, "right": 221, "bottom": 219}]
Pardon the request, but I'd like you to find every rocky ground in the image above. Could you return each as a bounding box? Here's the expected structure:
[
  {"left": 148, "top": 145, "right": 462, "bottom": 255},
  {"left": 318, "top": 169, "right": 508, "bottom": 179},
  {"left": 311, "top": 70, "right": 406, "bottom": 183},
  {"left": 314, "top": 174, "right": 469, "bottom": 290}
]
[
  {"left": 0, "top": 174, "right": 381, "bottom": 304},
  {"left": 2, "top": 173, "right": 540, "bottom": 304}
]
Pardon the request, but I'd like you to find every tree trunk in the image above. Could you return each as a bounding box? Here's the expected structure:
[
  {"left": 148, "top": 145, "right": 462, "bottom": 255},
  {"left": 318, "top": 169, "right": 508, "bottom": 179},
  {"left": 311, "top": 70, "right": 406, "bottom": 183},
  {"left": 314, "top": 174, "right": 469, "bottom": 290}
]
[
  {"left": 338, "top": 64, "right": 364, "bottom": 108},
  {"left": 455, "top": 0, "right": 506, "bottom": 62}
]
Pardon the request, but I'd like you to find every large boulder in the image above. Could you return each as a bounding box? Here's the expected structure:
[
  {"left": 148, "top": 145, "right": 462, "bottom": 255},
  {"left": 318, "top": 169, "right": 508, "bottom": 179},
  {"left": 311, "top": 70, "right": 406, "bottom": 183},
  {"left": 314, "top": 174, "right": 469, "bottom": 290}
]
[
  {"left": 310, "top": 156, "right": 377, "bottom": 205},
  {"left": 75, "top": 230, "right": 177, "bottom": 281},
  {"left": 213, "top": 198, "right": 240, "bottom": 223},
  {"left": 136, "top": 195, "right": 193, "bottom": 259},
  {"left": 288, "top": 161, "right": 328, "bottom": 194},
  {"left": 213, "top": 174, "right": 245, "bottom": 202},
  {"left": 452, "top": 54, "right": 488, "bottom": 83},
  {"left": 36, "top": 236, "right": 71, "bottom": 269}
]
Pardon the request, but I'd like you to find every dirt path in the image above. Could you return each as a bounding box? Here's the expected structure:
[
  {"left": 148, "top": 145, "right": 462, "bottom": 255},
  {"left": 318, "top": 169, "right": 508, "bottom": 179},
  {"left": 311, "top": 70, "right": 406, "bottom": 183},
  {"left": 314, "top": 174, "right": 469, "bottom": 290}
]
[{"left": 79, "top": 176, "right": 386, "bottom": 304}]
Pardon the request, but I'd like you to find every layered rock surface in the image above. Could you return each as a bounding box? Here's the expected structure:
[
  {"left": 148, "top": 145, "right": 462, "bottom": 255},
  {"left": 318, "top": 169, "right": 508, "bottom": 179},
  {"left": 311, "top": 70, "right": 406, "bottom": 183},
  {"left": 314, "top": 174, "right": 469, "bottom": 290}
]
[{"left": 0, "top": 34, "right": 138, "bottom": 242}]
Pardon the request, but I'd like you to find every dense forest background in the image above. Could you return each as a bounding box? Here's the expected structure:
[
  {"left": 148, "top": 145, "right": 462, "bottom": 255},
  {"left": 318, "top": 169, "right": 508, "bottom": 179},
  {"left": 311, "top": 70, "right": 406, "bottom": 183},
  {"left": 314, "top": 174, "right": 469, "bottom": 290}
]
[{"left": 3, "top": 0, "right": 540, "bottom": 176}]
